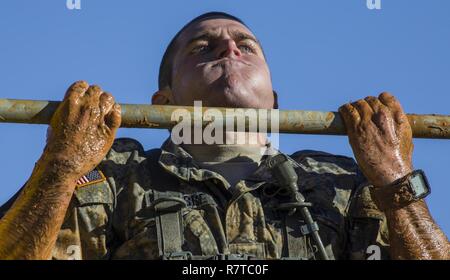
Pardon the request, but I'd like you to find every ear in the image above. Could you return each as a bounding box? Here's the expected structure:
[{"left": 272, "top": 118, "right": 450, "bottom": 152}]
[
  {"left": 273, "top": 90, "right": 279, "bottom": 109},
  {"left": 151, "top": 87, "right": 174, "bottom": 105}
]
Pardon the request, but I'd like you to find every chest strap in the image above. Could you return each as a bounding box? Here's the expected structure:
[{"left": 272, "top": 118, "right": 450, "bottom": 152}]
[{"left": 146, "top": 191, "right": 189, "bottom": 260}]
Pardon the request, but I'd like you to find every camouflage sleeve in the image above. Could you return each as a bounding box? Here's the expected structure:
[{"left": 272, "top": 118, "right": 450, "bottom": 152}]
[
  {"left": 289, "top": 149, "right": 390, "bottom": 260},
  {"left": 346, "top": 180, "right": 391, "bottom": 260},
  {"left": 98, "top": 137, "right": 147, "bottom": 245}
]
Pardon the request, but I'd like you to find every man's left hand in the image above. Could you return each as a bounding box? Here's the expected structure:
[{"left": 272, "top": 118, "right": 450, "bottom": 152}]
[{"left": 339, "top": 92, "right": 414, "bottom": 187}]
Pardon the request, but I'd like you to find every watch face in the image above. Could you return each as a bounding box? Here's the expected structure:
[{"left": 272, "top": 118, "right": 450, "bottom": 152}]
[{"left": 410, "top": 171, "right": 431, "bottom": 199}]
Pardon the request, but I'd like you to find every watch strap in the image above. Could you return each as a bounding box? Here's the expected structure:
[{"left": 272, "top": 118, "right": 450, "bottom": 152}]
[{"left": 369, "top": 172, "right": 419, "bottom": 211}]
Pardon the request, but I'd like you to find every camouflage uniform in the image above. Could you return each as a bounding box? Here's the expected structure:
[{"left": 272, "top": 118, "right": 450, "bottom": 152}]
[{"left": 0, "top": 138, "right": 390, "bottom": 260}]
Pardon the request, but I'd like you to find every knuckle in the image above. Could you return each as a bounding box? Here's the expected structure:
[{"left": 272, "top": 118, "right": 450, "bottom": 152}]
[
  {"left": 338, "top": 104, "right": 348, "bottom": 111},
  {"left": 100, "top": 92, "right": 114, "bottom": 103},
  {"left": 355, "top": 99, "right": 367, "bottom": 107},
  {"left": 364, "top": 96, "right": 377, "bottom": 102},
  {"left": 72, "top": 83, "right": 89, "bottom": 94},
  {"left": 87, "top": 84, "right": 103, "bottom": 96},
  {"left": 66, "top": 81, "right": 88, "bottom": 98},
  {"left": 69, "top": 80, "right": 89, "bottom": 90},
  {"left": 74, "top": 80, "right": 89, "bottom": 87},
  {"left": 102, "top": 91, "right": 113, "bottom": 98},
  {"left": 379, "top": 91, "right": 392, "bottom": 98},
  {"left": 91, "top": 84, "right": 102, "bottom": 91},
  {"left": 347, "top": 105, "right": 357, "bottom": 115}
]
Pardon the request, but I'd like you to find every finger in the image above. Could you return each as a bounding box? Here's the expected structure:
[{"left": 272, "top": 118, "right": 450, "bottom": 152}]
[
  {"left": 84, "top": 85, "right": 103, "bottom": 121},
  {"left": 364, "top": 96, "right": 385, "bottom": 114},
  {"left": 378, "top": 92, "right": 406, "bottom": 124},
  {"left": 105, "top": 103, "right": 121, "bottom": 131},
  {"left": 54, "top": 81, "right": 88, "bottom": 125},
  {"left": 64, "top": 80, "right": 89, "bottom": 100},
  {"left": 378, "top": 92, "right": 400, "bottom": 109},
  {"left": 352, "top": 99, "right": 373, "bottom": 123},
  {"left": 99, "top": 92, "right": 115, "bottom": 116},
  {"left": 338, "top": 103, "right": 360, "bottom": 131},
  {"left": 365, "top": 96, "right": 397, "bottom": 138},
  {"left": 77, "top": 105, "right": 93, "bottom": 127},
  {"left": 85, "top": 84, "right": 103, "bottom": 102}
]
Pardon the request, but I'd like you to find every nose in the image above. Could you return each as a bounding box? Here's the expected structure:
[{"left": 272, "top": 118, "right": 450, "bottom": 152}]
[{"left": 216, "top": 39, "right": 242, "bottom": 59}]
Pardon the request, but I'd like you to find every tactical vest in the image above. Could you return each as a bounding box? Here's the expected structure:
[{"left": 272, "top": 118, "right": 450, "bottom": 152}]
[
  {"left": 110, "top": 147, "right": 349, "bottom": 260},
  {"left": 0, "top": 138, "right": 389, "bottom": 260}
]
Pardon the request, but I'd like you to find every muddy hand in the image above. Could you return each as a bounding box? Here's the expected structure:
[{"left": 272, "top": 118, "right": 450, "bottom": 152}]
[
  {"left": 45, "top": 81, "right": 121, "bottom": 178},
  {"left": 339, "top": 92, "right": 414, "bottom": 187}
]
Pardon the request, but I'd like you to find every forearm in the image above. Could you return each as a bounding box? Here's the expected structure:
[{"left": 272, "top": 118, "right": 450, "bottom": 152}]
[
  {"left": 0, "top": 156, "right": 77, "bottom": 260},
  {"left": 385, "top": 199, "right": 449, "bottom": 260}
]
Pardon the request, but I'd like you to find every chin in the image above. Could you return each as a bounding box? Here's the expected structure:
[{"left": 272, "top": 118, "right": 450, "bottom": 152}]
[
  {"left": 207, "top": 95, "right": 264, "bottom": 109},
  {"left": 197, "top": 77, "right": 272, "bottom": 108}
]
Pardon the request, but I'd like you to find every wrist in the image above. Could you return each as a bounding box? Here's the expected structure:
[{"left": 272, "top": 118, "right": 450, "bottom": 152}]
[
  {"left": 370, "top": 169, "right": 431, "bottom": 212},
  {"left": 370, "top": 174, "right": 414, "bottom": 211},
  {"left": 34, "top": 153, "right": 82, "bottom": 186},
  {"left": 370, "top": 162, "right": 413, "bottom": 188}
]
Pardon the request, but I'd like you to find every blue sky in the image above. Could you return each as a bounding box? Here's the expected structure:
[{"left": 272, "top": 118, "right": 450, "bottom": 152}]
[{"left": 0, "top": 0, "right": 449, "bottom": 236}]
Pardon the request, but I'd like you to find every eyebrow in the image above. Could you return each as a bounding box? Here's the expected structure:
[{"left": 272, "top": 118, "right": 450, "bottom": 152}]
[{"left": 185, "top": 30, "right": 262, "bottom": 50}]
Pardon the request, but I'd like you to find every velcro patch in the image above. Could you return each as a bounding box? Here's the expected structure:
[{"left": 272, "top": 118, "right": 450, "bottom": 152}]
[{"left": 76, "top": 169, "right": 106, "bottom": 188}]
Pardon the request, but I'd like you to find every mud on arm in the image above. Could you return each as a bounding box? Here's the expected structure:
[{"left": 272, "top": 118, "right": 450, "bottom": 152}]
[{"left": 0, "top": 81, "right": 121, "bottom": 259}]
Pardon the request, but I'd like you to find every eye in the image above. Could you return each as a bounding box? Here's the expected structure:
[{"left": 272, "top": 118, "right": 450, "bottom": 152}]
[
  {"left": 238, "top": 43, "right": 255, "bottom": 54},
  {"left": 191, "top": 44, "right": 210, "bottom": 54}
]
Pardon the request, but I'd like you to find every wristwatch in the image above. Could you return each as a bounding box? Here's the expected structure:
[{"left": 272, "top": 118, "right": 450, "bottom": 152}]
[{"left": 370, "top": 169, "right": 431, "bottom": 211}]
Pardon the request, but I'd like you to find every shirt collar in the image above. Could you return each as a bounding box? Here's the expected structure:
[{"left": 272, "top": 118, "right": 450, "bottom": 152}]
[{"left": 156, "top": 138, "right": 300, "bottom": 188}]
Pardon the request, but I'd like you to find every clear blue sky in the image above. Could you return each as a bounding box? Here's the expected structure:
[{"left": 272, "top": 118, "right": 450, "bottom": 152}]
[{"left": 0, "top": 1, "right": 449, "bottom": 236}]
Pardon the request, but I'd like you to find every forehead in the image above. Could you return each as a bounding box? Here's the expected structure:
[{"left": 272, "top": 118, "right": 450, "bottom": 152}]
[{"left": 176, "top": 18, "right": 256, "bottom": 44}]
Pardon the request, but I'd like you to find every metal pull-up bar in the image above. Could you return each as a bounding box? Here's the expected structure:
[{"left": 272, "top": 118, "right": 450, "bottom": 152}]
[{"left": 0, "top": 98, "right": 449, "bottom": 139}]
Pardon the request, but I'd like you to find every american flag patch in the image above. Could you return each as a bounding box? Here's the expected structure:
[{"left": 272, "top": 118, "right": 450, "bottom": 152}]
[{"left": 76, "top": 169, "right": 106, "bottom": 188}]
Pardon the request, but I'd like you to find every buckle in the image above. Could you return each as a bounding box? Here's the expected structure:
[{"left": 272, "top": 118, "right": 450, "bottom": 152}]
[
  {"left": 300, "top": 221, "right": 319, "bottom": 235},
  {"left": 213, "top": 253, "right": 256, "bottom": 260},
  {"left": 162, "top": 251, "right": 193, "bottom": 260},
  {"left": 183, "top": 193, "right": 216, "bottom": 209}
]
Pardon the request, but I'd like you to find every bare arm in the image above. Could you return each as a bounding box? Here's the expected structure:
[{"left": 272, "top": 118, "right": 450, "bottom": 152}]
[
  {"left": 0, "top": 157, "right": 77, "bottom": 259},
  {"left": 339, "top": 92, "right": 449, "bottom": 260},
  {"left": 384, "top": 200, "right": 449, "bottom": 259},
  {"left": 0, "top": 81, "right": 121, "bottom": 260}
]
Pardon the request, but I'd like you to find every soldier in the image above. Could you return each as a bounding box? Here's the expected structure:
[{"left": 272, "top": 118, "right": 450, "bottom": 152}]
[{"left": 0, "top": 12, "right": 448, "bottom": 260}]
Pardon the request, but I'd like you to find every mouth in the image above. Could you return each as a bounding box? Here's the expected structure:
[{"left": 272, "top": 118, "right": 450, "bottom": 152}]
[
  {"left": 199, "top": 58, "right": 252, "bottom": 69},
  {"left": 196, "top": 58, "right": 253, "bottom": 90}
]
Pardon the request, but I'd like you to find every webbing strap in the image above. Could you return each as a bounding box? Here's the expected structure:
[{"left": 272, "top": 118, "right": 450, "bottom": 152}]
[
  {"left": 143, "top": 149, "right": 187, "bottom": 259},
  {"left": 152, "top": 192, "right": 186, "bottom": 259},
  {"left": 283, "top": 214, "right": 309, "bottom": 260}
]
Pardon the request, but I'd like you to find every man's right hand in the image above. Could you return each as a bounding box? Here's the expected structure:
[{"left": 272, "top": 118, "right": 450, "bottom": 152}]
[
  {"left": 45, "top": 81, "right": 121, "bottom": 179},
  {"left": 0, "top": 81, "right": 120, "bottom": 259}
]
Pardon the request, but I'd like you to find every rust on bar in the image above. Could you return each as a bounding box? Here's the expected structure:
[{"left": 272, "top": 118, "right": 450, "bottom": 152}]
[{"left": 0, "top": 98, "right": 449, "bottom": 139}]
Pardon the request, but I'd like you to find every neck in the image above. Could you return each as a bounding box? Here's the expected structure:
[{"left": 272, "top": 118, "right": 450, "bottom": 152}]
[{"left": 181, "top": 131, "right": 268, "bottom": 163}]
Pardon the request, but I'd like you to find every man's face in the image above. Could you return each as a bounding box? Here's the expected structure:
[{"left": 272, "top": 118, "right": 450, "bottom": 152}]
[{"left": 169, "top": 18, "right": 275, "bottom": 109}]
